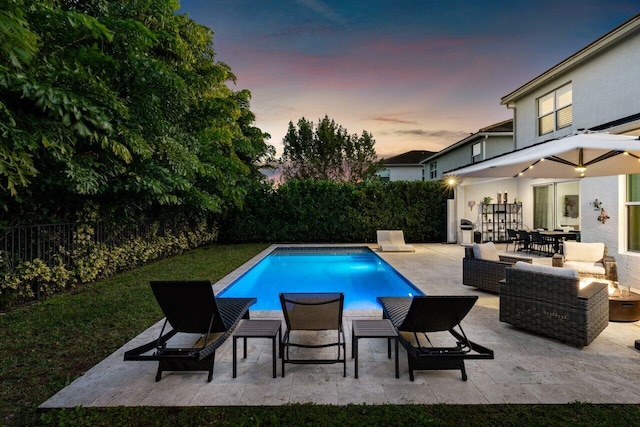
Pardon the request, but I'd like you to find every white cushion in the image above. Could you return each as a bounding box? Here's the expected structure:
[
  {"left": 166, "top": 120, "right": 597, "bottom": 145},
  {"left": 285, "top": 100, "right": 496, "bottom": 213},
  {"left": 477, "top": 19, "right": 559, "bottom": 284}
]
[
  {"left": 378, "top": 230, "right": 415, "bottom": 252},
  {"left": 514, "top": 261, "right": 579, "bottom": 279},
  {"left": 472, "top": 242, "right": 500, "bottom": 261},
  {"left": 377, "top": 230, "right": 392, "bottom": 246},
  {"left": 563, "top": 261, "right": 606, "bottom": 276},
  {"left": 563, "top": 241, "right": 605, "bottom": 263}
]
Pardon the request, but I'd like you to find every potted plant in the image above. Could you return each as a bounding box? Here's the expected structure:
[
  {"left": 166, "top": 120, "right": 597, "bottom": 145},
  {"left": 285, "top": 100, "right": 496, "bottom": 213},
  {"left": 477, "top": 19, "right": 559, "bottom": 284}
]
[{"left": 482, "top": 196, "right": 492, "bottom": 219}]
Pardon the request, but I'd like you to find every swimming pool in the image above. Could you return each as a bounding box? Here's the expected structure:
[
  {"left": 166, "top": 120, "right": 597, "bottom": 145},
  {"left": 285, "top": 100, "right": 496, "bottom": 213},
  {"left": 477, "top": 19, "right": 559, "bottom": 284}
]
[{"left": 218, "top": 246, "right": 423, "bottom": 310}]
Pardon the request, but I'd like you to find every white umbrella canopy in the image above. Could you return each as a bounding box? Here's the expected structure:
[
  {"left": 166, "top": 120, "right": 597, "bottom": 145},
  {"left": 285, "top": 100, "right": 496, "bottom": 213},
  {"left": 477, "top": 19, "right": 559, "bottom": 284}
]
[{"left": 448, "top": 133, "right": 640, "bottom": 179}]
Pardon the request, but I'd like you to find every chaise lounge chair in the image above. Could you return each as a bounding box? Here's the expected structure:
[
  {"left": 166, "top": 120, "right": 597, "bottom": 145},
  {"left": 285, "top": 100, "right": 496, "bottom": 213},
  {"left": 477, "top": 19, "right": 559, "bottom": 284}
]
[
  {"left": 279, "top": 292, "right": 346, "bottom": 377},
  {"left": 377, "top": 230, "right": 415, "bottom": 252},
  {"left": 376, "top": 295, "right": 494, "bottom": 381},
  {"left": 124, "top": 280, "right": 256, "bottom": 382}
]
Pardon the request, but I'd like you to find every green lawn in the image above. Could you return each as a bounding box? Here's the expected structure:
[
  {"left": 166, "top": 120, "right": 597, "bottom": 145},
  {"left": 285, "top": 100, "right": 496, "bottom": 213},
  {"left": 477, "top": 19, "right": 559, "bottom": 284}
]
[{"left": 1, "top": 243, "right": 638, "bottom": 426}]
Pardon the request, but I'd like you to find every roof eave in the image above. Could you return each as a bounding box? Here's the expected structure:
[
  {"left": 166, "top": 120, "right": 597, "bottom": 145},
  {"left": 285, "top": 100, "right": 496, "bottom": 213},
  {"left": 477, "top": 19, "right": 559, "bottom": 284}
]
[
  {"left": 501, "top": 14, "right": 640, "bottom": 105},
  {"left": 420, "top": 131, "right": 513, "bottom": 163}
]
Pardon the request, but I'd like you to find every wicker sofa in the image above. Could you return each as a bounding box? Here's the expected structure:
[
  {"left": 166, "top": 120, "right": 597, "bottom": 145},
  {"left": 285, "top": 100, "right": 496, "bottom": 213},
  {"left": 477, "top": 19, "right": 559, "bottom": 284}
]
[
  {"left": 500, "top": 262, "right": 609, "bottom": 347},
  {"left": 463, "top": 242, "right": 532, "bottom": 293}
]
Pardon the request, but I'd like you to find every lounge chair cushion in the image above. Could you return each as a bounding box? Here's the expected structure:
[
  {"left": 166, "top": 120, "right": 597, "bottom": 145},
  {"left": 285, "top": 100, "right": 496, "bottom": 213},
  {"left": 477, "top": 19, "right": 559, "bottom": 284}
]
[
  {"left": 472, "top": 242, "right": 500, "bottom": 261},
  {"left": 377, "top": 230, "right": 415, "bottom": 252},
  {"left": 563, "top": 242, "right": 605, "bottom": 263},
  {"left": 514, "top": 261, "right": 579, "bottom": 279}
]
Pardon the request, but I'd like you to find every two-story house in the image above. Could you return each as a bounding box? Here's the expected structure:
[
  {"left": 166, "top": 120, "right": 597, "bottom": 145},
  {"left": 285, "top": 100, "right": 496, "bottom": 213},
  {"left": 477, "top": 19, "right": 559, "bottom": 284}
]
[
  {"left": 422, "top": 119, "right": 514, "bottom": 182},
  {"left": 449, "top": 13, "right": 640, "bottom": 283},
  {"left": 378, "top": 150, "right": 436, "bottom": 181}
]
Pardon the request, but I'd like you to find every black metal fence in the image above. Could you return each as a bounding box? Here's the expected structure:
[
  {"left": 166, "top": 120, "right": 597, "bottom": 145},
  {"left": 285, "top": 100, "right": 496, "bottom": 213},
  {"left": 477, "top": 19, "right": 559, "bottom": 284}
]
[{"left": 0, "top": 220, "right": 165, "bottom": 271}]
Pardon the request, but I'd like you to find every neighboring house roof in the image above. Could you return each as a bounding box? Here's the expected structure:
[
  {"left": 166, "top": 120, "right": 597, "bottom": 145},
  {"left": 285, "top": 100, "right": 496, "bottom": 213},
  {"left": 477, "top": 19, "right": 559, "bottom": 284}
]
[
  {"left": 382, "top": 150, "right": 436, "bottom": 166},
  {"left": 501, "top": 13, "right": 640, "bottom": 104},
  {"left": 420, "top": 119, "right": 513, "bottom": 163}
]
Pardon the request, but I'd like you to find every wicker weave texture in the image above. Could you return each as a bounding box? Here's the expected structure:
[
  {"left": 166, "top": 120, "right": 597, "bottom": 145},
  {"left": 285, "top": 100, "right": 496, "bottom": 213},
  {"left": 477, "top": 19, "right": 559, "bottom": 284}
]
[
  {"left": 462, "top": 247, "right": 532, "bottom": 293},
  {"left": 500, "top": 269, "right": 609, "bottom": 346}
]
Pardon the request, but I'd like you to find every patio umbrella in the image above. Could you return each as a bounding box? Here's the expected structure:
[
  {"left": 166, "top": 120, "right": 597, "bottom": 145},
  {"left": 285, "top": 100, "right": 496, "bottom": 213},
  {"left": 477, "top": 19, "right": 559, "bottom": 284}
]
[{"left": 447, "top": 133, "right": 640, "bottom": 179}]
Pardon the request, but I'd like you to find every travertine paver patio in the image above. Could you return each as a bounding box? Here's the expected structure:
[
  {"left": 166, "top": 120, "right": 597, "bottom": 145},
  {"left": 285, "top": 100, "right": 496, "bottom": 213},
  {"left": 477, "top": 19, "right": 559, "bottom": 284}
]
[{"left": 40, "top": 243, "right": 640, "bottom": 407}]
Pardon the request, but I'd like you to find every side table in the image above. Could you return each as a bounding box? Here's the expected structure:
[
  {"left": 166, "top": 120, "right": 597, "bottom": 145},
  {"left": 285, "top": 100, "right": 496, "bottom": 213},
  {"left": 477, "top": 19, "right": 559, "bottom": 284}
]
[
  {"left": 352, "top": 319, "right": 399, "bottom": 379},
  {"left": 233, "top": 319, "right": 282, "bottom": 378},
  {"left": 609, "top": 290, "right": 640, "bottom": 322}
]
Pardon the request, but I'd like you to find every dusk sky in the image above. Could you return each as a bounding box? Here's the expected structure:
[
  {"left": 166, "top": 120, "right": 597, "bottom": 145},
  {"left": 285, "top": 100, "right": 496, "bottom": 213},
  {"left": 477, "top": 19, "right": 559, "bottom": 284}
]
[{"left": 179, "top": 1, "right": 638, "bottom": 158}]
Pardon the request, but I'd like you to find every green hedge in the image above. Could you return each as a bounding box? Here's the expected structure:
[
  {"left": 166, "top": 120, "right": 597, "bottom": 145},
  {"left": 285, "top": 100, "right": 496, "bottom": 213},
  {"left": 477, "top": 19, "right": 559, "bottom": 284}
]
[{"left": 220, "top": 180, "right": 450, "bottom": 243}]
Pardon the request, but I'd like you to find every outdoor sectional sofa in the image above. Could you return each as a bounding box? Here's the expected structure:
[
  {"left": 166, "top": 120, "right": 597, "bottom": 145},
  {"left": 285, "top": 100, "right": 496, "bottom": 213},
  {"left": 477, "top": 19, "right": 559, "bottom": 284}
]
[
  {"left": 500, "top": 262, "right": 609, "bottom": 347},
  {"left": 463, "top": 242, "right": 532, "bottom": 293}
]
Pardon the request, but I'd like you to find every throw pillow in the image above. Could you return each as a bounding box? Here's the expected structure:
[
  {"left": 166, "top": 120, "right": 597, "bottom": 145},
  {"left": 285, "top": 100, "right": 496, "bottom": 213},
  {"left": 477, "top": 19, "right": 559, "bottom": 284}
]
[{"left": 472, "top": 242, "right": 500, "bottom": 261}]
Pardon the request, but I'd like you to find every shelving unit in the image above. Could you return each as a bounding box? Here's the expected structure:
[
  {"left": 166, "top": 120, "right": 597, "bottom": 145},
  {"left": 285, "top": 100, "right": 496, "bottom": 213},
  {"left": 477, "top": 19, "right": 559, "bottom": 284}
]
[{"left": 480, "top": 203, "right": 522, "bottom": 243}]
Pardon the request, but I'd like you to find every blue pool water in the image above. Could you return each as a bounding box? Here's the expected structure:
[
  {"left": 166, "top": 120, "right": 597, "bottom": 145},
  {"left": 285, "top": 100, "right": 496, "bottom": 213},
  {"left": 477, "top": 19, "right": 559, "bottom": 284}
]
[{"left": 218, "top": 247, "right": 423, "bottom": 310}]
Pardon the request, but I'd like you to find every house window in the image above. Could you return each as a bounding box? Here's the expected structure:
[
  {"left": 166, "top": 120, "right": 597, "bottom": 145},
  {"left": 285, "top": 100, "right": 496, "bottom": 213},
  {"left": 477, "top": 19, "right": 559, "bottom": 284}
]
[
  {"left": 429, "top": 161, "right": 437, "bottom": 179},
  {"left": 472, "top": 143, "right": 482, "bottom": 163},
  {"left": 538, "top": 83, "right": 572, "bottom": 136},
  {"left": 627, "top": 174, "right": 640, "bottom": 252}
]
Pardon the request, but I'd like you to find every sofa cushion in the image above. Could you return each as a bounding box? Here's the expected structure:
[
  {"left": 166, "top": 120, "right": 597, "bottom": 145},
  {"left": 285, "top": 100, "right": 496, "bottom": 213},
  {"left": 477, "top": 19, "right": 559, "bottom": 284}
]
[
  {"left": 563, "top": 261, "right": 606, "bottom": 276},
  {"left": 514, "top": 261, "right": 579, "bottom": 279},
  {"left": 472, "top": 242, "right": 500, "bottom": 261},
  {"left": 563, "top": 241, "right": 605, "bottom": 263}
]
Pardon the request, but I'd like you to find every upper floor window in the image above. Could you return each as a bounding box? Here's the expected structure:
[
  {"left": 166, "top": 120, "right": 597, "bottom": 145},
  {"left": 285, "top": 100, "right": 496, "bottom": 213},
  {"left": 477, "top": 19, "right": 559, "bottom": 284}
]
[
  {"left": 429, "top": 161, "right": 437, "bottom": 179},
  {"left": 538, "top": 83, "right": 572, "bottom": 136},
  {"left": 627, "top": 174, "right": 640, "bottom": 252},
  {"left": 472, "top": 142, "right": 482, "bottom": 163}
]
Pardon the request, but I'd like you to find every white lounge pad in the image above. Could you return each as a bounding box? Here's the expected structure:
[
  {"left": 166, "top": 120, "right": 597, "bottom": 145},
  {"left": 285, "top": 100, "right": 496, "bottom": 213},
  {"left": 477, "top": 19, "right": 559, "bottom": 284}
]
[{"left": 377, "top": 230, "right": 415, "bottom": 252}]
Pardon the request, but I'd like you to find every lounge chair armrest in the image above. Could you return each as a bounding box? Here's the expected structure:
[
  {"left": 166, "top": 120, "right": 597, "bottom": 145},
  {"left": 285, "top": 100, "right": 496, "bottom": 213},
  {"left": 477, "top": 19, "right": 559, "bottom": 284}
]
[
  {"left": 578, "top": 281, "right": 608, "bottom": 300},
  {"left": 552, "top": 253, "right": 564, "bottom": 267},
  {"left": 498, "top": 255, "right": 532, "bottom": 265}
]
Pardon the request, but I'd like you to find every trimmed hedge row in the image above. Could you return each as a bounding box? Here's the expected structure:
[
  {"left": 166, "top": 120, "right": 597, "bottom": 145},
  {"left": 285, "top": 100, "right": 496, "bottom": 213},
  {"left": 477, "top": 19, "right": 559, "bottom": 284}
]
[{"left": 220, "top": 180, "right": 450, "bottom": 243}]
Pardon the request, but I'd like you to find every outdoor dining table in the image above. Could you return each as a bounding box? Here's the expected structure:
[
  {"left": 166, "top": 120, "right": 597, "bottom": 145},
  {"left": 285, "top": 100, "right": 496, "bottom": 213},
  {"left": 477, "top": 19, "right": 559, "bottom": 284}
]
[{"left": 538, "top": 230, "right": 579, "bottom": 253}]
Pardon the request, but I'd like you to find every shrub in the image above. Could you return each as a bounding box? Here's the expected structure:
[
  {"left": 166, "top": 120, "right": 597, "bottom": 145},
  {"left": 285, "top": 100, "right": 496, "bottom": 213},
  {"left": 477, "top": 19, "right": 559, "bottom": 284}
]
[
  {"left": 219, "top": 179, "right": 450, "bottom": 243},
  {"left": 0, "top": 219, "right": 219, "bottom": 310}
]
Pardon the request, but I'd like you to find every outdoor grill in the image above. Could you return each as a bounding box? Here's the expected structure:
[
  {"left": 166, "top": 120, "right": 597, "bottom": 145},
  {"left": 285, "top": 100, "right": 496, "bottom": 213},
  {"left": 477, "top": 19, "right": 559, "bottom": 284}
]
[{"left": 460, "top": 219, "right": 475, "bottom": 245}]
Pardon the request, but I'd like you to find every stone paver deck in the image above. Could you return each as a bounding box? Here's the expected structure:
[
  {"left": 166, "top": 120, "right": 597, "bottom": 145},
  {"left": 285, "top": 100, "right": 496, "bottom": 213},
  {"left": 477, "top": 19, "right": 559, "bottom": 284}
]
[{"left": 40, "top": 243, "right": 640, "bottom": 408}]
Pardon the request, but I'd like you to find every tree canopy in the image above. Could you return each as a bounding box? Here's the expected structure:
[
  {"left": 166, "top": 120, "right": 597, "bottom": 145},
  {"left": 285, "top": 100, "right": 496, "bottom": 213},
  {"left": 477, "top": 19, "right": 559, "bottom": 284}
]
[
  {"left": 280, "top": 115, "right": 382, "bottom": 182},
  {"left": 0, "top": 0, "right": 274, "bottom": 223}
]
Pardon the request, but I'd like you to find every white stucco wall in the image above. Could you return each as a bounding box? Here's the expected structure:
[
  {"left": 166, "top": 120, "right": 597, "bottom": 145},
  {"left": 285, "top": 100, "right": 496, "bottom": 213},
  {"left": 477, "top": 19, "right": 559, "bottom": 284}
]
[
  {"left": 513, "top": 32, "right": 640, "bottom": 148},
  {"left": 458, "top": 178, "right": 520, "bottom": 229},
  {"left": 580, "top": 176, "right": 640, "bottom": 286},
  {"left": 387, "top": 166, "right": 423, "bottom": 181}
]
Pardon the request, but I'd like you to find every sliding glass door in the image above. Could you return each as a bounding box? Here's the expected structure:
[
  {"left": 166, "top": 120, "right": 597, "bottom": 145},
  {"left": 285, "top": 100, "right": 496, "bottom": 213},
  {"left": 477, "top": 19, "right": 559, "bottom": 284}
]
[
  {"left": 533, "top": 185, "right": 552, "bottom": 229},
  {"left": 533, "top": 181, "right": 580, "bottom": 230}
]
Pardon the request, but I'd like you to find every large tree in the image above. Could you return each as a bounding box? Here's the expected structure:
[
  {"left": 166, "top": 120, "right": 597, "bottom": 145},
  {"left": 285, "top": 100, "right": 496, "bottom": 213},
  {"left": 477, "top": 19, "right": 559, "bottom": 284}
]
[
  {"left": 0, "top": 0, "right": 273, "bottom": 223},
  {"left": 280, "top": 115, "right": 382, "bottom": 182}
]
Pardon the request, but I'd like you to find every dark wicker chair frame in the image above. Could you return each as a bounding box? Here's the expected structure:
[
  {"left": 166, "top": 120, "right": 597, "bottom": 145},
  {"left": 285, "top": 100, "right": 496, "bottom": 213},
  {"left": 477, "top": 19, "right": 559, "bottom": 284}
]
[
  {"left": 463, "top": 247, "right": 532, "bottom": 293},
  {"left": 529, "top": 230, "right": 553, "bottom": 255},
  {"left": 500, "top": 268, "right": 609, "bottom": 346},
  {"left": 377, "top": 296, "right": 494, "bottom": 381},
  {"left": 279, "top": 292, "right": 346, "bottom": 377},
  {"left": 124, "top": 280, "right": 256, "bottom": 382}
]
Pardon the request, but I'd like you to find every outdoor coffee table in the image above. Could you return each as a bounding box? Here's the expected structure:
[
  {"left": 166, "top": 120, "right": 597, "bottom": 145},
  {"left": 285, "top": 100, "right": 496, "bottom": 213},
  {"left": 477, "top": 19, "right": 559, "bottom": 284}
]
[
  {"left": 233, "top": 319, "right": 281, "bottom": 378},
  {"left": 351, "top": 319, "right": 399, "bottom": 379},
  {"left": 609, "top": 290, "right": 640, "bottom": 322}
]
